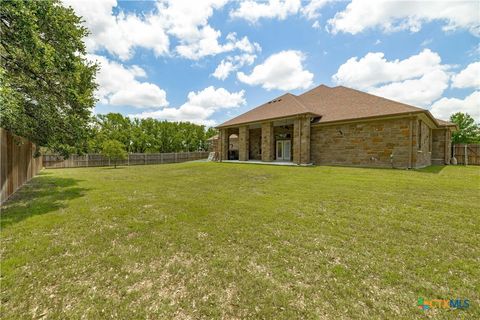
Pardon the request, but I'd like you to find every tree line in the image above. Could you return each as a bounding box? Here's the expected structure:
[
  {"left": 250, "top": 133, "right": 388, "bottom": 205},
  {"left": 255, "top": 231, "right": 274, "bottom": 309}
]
[{"left": 88, "top": 113, "right": 217, "bottom": 154}]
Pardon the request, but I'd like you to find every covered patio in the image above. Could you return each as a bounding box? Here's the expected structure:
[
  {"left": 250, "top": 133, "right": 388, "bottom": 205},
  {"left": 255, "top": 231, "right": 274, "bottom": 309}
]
[{"left": 217, "top": 115, "right": 312, "bottom": 165}]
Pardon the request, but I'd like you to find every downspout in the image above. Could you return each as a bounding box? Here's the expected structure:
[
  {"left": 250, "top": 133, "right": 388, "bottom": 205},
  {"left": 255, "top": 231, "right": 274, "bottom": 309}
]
[{"left": 408, "top": 115, "right": 413, "bottom": 169}]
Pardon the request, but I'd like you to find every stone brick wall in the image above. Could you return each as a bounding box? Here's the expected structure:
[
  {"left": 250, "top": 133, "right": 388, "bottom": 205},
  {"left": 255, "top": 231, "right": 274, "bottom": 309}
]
[
  {"left": 261, "top": 122, "right": 274, "bottom": 161},
  {"left": 412, "top": 119, "right": 432, "bottom": 168},
  {"left": 432, "top": 128, "right": 451, "bottom": 165},
  {"left": 311, "top": 117, "right": 415, "bottom": 168},
  {"left": 248, "top": 128, "right": 262, "bottom": 160},
  {"left": 238, "top": 126, "right": 249, "bottom": 161},
  {"left": 293, "top": 116, "right": 311, "bottom": 164}
]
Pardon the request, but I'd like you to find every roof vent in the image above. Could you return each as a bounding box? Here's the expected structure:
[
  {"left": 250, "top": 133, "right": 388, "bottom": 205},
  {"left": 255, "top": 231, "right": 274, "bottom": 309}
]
[{"left": 268, "top": 98, "right": 282, "bottom": 104}]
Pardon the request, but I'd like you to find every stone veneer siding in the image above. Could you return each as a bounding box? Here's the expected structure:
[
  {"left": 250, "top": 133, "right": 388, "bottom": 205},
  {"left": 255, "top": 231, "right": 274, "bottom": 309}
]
[
  {"left": 310, "top": 117, "right": 421, "bottom": 168},
  {"left": 293, "top": 116, "right": 311, "bottom": 164},
  {"left": 261, "top": 122, "right": 275, "bottom": 161},
  {"left": 431, "top": 128, "right": 451, "bottom": 165},
  {"left": 413, "top": 119, "right": 432, "bottom": 168},
  {"left": 248, "top": 128, "right": 262, "bottom": 160},
  {"left": 238, "top": 126, "right": 249, "bottom": 161}
]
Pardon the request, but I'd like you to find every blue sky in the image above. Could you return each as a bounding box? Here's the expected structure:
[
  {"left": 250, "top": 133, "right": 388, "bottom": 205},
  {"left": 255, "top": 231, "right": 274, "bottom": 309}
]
[{"left": 64, "top": 0, "right": 480, "bottom": 126}]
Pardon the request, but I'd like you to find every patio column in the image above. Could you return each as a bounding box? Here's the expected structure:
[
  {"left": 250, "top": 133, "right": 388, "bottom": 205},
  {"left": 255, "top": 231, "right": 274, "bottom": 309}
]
[
  {"left": 293, "top": 116, "right": 311, "bottom": 164},
  {"left": 261, "top": 122, "right": 274, "bottom": 161},
  {"left": 239, "top": 126, "right": 249, "bottom": 161},
  {"left": 219, "top": 128, "right": 229, "bottom": 161}
]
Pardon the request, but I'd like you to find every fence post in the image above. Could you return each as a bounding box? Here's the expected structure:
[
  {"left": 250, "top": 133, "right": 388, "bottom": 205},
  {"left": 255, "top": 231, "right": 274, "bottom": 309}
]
[
  {"left": 127, "top": 153, "right": 130, "bottom": 166},
  {"left": 465, "top": 144, "right": 468, "bottom": 166},
  {"left": 161, "top": 153, "right": 163, "bottom": 164},
  {"left": 86, "top": 153, "right": 89, "bottom": 167},
  {"left": 144, "top": 153, "right": 147, "bottom": 165}
]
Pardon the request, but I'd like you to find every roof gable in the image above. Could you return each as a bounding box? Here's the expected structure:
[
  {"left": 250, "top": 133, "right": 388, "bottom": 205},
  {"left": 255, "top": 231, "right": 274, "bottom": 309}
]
[{"left": 218, "top": 93, "right": 313, "bottom": 127}]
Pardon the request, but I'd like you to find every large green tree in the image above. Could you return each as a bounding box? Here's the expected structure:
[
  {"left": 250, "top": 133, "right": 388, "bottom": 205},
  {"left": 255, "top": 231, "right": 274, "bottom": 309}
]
[
  {"left": 450, "top": 112, "right": 480, "bottom": 144},
  {"left": 0, "top": 0, "right": 97, "bottom": 156}
]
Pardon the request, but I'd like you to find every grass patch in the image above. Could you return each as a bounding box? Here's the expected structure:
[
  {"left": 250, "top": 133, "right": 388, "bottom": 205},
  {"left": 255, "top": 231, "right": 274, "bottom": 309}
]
[{"left": 1, "top": 163, "right": 479, "bottom": 319}]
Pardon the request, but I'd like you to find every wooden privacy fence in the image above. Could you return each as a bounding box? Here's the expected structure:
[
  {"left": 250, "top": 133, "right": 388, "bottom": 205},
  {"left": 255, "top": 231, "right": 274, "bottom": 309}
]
[
  {"left": 453, "top": 144, "right": 480, "bottom": 165},
  {"left": 43, "top": 151, "right": 209, "bottom": 168},
  {"left": 1, "top": 128, "right": 43, "bottom": 204}
]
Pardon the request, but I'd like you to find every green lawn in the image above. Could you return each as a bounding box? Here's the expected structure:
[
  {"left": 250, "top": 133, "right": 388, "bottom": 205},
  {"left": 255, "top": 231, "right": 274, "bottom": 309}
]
[{"left": 1, "top": 162, "right": 479, "bottom": 319}]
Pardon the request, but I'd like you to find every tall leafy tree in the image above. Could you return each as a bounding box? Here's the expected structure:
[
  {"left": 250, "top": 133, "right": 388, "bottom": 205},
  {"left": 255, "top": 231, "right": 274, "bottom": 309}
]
[
  {"left": 450, "top": 112, "right": 480, "bottom": 144},
  {"left": 0, "top": 0, "right": 97, "bottom": 156},
  {"left": 87, "top": 113, "right": 215, "bottom": 153}
]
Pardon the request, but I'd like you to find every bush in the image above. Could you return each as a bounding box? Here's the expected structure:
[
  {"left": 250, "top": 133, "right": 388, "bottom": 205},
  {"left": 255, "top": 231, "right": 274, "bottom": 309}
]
[{"left": 101, "top": 140, "right": 127, "bottom": 168}]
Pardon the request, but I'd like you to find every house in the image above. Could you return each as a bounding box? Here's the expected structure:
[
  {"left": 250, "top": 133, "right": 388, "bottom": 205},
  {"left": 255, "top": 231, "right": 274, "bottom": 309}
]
[{"left": 215, "top": 85, "right": 457, "bottom": 168}]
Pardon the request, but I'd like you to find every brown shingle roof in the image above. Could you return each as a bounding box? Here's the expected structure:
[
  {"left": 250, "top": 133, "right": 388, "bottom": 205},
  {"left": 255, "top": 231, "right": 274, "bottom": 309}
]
[
  {"left": 217, "top": 85, "right": 441, "bottom": 128},
  {"left": 298, "top": 85, "right": 425, "bottom": 123},
  {"left": 217, "top": 93, "right": 313, "bottom": 127},
  {"left": 435, "top": 118, "right": 457, "bottom": 127}
]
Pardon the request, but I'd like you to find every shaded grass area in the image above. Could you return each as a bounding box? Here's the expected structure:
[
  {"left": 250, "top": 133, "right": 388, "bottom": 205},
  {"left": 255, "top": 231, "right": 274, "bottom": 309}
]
[{"left": 1, "top": 163, "right": 479, "bottom": 319}]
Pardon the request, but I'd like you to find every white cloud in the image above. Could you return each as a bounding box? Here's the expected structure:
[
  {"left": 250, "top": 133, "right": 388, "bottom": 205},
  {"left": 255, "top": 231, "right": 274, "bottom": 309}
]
[
  {"left": 369, "top": 69, "right": 450, "bottom": 107},
  {"left": 451, "top": 62, "right": 480, "bottom": 89},
  {"left": 237, "top": 50, "right": 314, "bottom": 91},
  {"left": 63, "top": 0, "right": 169, "bottom": 60},
  {"left": 332, "top": 49, "right": 451, "bottom": 106},
  {"left": 129, "top": 86, "right": 246, "bottom": 125},
  {"left": 328, "top": 0, "right": 480, "bottom": 36},
  {"left": 65, "top": 0, "right": 258, "bottom": 61},
  {"left": 332, "top": 49, "right": 445, "bottom": 88},
  {"left": 431, "top": 91, "right": 480, "bottom": 122},
  {"left": 312, "top": 21, "right": 321, "bottom": 29},
  {"left": 212, "top": 60, "right": 235, "bottom": 81},
  {"left": 156, "top": 0, "right": 232, "bottom": 60},
  {"left": 176, "top": 30, "right": 261, "bottom": 60},
  {"left": 87, "top": 54, "right": 168, "bottom": 108},
  {"left": 230, "top": 0, "right": 301, "bottom": 23},
  {"left": 301, "top": 0, "right": 331, "bottom": 20},
  {"left": 212, "top": 53, "right": 257, "bottom": 80},
  {"left": 421, "top": 38, "right": 433, "bottom": 47}
]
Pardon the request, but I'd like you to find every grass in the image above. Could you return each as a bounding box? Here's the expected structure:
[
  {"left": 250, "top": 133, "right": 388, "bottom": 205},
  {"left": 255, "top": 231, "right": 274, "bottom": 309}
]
[{"left": 1, "top": 162, "right": 479, "bottom": 319}]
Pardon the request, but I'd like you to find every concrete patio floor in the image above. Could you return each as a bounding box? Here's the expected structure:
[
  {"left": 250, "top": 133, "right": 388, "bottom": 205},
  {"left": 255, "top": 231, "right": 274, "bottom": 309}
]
[{"left": 220, "top": 160, "right": 312, "bottom": 166}]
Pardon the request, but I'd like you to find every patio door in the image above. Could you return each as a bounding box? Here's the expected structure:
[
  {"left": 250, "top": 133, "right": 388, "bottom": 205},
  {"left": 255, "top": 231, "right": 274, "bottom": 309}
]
[{"left": 276, "top": 140, "right": 291, "bottom": 161}]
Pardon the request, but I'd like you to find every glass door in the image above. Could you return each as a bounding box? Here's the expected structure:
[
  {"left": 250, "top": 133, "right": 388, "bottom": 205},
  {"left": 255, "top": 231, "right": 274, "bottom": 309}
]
[
  {"left": 276, "top": 140, "right": 291, "bottom": 161},
  {"left": 284, "top": 140, "right": 291, "bottom": 161},
  {"left": 276, "top": 140, "right": 283, "bottom": 160}
]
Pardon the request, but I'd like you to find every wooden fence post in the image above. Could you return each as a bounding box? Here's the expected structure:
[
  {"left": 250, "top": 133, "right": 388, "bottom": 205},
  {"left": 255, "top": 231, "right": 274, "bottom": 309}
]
[
  {"left": 465, "top": 144, "right": 468, "bottom": 166},
  {"left": 175, "top": 153, "right": 177, "bottom": 163},
  {"left": 86, "top": 153, "right": 89, "bottom": 167}
]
